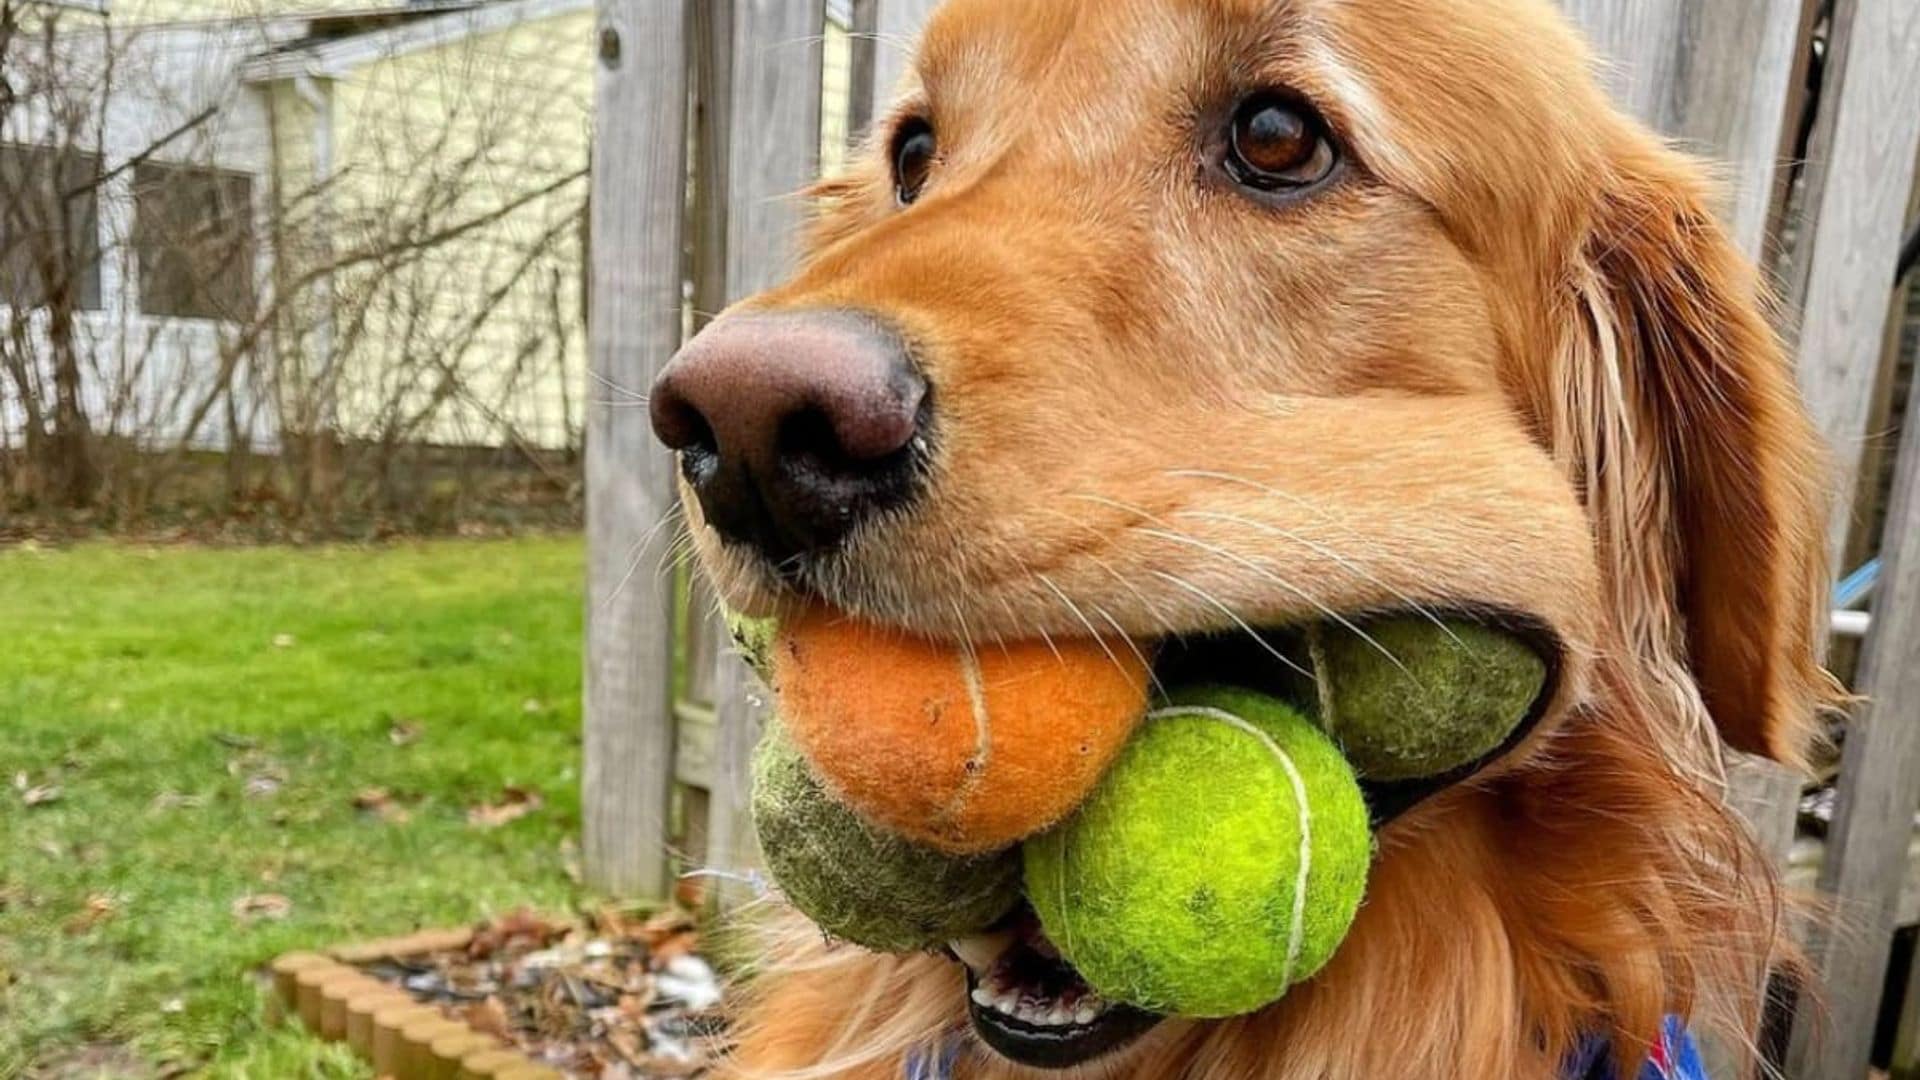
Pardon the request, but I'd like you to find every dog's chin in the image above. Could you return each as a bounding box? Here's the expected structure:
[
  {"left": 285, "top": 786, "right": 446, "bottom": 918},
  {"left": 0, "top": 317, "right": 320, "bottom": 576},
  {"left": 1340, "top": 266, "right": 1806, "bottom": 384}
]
[{"left": 950, "top": 906, "right": 1166, "bottom": 1071}]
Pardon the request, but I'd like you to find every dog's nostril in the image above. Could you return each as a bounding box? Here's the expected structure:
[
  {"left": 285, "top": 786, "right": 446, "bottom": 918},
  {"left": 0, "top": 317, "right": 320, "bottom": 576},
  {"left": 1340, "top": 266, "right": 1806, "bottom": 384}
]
[{"left": 648, "top": 310, "right": 932, "bottom": 561}]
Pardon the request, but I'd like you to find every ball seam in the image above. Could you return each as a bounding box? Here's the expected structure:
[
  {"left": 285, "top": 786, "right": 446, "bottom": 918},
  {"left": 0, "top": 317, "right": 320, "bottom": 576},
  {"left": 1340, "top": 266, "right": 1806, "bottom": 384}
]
[
  {"left": 929, "top": 646, "right": 995, "bottom": 835},
  {"left": 1144, "top": 705, "right": 1314, "bottom": 990}
]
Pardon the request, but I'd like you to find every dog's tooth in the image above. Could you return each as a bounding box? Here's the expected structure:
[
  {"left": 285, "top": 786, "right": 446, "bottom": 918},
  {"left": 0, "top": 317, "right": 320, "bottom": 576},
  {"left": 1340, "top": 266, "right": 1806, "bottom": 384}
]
[
  {"left": 971, "top": 986, "right": 994, "bottom": 1007},
  {"left": 1047, "top": 1006, "right": 1070, "bottom": 1026},
  {"left": 1074, "top": 1006, "right": 1097, "bottom": 1025},
  {"left": 950, "top": 931, "right": 1015, "bottom": 974}
]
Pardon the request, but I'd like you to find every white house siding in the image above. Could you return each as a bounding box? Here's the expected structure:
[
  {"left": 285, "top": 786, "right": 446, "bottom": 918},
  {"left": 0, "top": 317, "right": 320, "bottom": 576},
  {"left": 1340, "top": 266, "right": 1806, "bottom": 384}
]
[{"left": 2, "top": 17, "right": 295, "bottom": 452}]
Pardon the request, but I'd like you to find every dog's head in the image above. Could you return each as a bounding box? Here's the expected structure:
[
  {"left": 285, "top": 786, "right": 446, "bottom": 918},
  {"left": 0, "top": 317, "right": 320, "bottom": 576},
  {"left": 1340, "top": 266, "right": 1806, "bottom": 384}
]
[{"left": 650, "top": 0, "right": 1832, "bottom": 1074}]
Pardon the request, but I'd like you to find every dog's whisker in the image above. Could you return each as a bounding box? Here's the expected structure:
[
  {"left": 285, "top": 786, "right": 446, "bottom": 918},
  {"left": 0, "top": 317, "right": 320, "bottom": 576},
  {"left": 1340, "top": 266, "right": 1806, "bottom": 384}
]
[
  {"left": 1069, "top": 490, "right": 1413, "bottom": 678},
  {"left": 1165, "top": 470, "right": 1465, "bottom": 645},
  {"left": 1033, "top": 506, "right": 1184, "bottom": 638},
  {"left": 1147, "top": 569, "right": 1313, "bottom": 682},
  {"left": 1035, "top": 572, "right": 1136, "bottom": 682},
  {"left": 586, "top": 365, "right": 650, "bottom": 402},
  {"left": 1089, "top": 598, "right": 1167, "bottom": 696},
  {"left": 1137, "top": 526, "right": 1417, "bottom": 682},
  {"left": 598, "top": 506, "right": 685, "bottom": 612}
]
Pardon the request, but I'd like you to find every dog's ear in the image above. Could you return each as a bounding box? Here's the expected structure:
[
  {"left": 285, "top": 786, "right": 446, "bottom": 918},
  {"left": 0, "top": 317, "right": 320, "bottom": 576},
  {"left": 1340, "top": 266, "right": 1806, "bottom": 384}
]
[{"left": 1552, "top": 134, "right": 1833, "bottom": 764}]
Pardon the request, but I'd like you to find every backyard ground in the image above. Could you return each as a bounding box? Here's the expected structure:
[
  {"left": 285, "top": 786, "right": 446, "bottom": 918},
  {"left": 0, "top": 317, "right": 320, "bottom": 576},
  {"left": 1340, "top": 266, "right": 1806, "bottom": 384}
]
[{"left": 0, "top": 537, "right": 591, "bottom": 1078}]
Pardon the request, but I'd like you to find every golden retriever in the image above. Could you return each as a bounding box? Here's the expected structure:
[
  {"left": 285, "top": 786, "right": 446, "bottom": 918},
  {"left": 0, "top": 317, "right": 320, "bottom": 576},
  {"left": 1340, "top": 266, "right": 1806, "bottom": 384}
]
[{"left": 646, "top": 0, "right": 1836, "bottom": 1076}]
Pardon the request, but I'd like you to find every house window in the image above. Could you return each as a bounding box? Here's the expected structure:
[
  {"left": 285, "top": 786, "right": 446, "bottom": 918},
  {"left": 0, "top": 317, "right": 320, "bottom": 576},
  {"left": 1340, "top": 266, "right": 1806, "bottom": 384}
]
[
  {"left": 0, "top": 144, "right": 104, "bottom": 311},
  {"left": 134, "top": 162, "right": 256, "bottom": 319}
]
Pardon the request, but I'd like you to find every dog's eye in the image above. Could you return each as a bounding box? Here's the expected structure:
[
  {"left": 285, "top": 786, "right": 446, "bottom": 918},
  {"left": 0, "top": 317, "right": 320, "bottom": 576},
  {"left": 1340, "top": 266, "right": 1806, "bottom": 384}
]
[
  {"left": 891, "top": 118, "right": 936, "bottom": 206},
  {"left": 1224, "top": 93, "right": 1337, "bottom": 193}
]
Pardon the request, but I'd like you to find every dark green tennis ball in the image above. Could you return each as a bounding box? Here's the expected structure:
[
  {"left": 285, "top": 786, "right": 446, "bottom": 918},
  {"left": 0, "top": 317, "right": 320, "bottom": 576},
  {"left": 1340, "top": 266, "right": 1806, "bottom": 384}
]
[
  {"left": 751, "top": 721, "right": 1021, "bottom": 953},
  {"left": 1307, "top": 618, "right": 1548, "bottom": 782},
  {"left": 1025, "top": 686, "right": 1372, "bottom": 1018},
  {"left": 726, "top": 610, "right": 777, "bottom": 683}
]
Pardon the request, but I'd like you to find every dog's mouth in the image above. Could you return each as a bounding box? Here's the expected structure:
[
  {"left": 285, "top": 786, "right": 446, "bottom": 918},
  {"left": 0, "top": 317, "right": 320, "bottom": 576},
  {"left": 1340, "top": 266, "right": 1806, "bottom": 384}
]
[
  {"left": 951, "top": 905, "right": 1165, "bottom": 1070},
  {"left": 937, "top": 613, "right": 1561, "bottom": 1071}
]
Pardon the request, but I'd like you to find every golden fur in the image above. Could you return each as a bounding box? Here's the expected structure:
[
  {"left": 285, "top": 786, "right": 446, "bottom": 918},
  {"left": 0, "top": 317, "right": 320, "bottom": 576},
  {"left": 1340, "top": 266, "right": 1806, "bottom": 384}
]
[{"left": 677, "top": 0, "right": 1838, "bottom": 1076}]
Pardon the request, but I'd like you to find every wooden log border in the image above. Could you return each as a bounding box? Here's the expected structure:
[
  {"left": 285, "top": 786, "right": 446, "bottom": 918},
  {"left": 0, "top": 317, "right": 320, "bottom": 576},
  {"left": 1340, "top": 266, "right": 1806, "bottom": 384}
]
[{"left": 266, "top": 931, "right": 565, "bottom": 1080}]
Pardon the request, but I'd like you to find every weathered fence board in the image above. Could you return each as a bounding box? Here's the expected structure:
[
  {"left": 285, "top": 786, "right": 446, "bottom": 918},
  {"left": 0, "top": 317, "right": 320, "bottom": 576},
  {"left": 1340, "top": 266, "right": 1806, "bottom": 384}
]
[
  {"left": 1803, "top": 360, "right": 1920, "bottom": 1080},
  {"left": 870, "top": 0, "right": 939, "bottom": 106},
  {"left": 1562, "top": 0, "right": 1808, "bottom": 257},
  {"left": 697, "top": 0, "right": 828, "bottom": 882},
  {"left": 1780, "top": 0, "right": 1920, "bottom": 1071},
  {"left": 582, "top": 0, "right": 690, "bottom": 897},
  {"left": 1786, "top": 0, "right": 1920, "bottom": 560}
]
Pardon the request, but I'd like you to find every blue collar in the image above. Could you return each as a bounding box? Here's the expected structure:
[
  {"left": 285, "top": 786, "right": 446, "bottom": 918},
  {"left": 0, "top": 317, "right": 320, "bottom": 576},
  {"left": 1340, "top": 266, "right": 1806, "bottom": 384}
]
[
  {"left": 1566, "top": 1018, "right": 1708, "bottom": 1080},
  {"left": 904, "top": 1019, "right": 1706, "bottom": 1079}
]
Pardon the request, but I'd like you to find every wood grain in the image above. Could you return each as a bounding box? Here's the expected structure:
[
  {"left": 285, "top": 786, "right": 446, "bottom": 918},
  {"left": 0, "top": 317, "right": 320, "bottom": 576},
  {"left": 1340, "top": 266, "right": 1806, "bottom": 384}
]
[
  {"left": 1793, "top": 371, "right": 1920, "bottom": 1079},
  {"left": 1785, "top": 0, "right": 1920, "bottom": 559},
  {"left": 1779, "top": 0, "right": 1920, "bottom": 1071},
  {"left": 581, "top": 0, "right": 690, "bottom": 897},
  {"left": 1560, "top": 0, "right": 1806, "bottom": 259},
  {"left": 871, "top": 0, "right": 940, "bottom": 109},
  {"left": 697, "top": 0, "right": 827, "bottom": 882}
]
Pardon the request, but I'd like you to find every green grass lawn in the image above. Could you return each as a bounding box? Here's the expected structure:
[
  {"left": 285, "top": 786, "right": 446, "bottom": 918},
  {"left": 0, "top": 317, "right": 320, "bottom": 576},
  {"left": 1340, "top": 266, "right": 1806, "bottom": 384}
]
[{"left": 0, "top": 537, "right": 592, "bottom": 1078}]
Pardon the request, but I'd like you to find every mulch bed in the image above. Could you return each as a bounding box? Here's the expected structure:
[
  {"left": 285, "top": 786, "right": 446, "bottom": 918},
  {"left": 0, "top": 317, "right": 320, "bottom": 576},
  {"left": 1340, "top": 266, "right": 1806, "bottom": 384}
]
[{"left": 347, "top": 899, "right": 728, "bottom": 1078}]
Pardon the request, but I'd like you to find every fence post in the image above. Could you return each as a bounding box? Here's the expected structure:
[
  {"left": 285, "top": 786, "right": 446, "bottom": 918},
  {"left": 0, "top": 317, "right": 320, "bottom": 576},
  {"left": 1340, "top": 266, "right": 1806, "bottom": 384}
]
[
  {"left": 1778, "top": 0, "right": 1920, "bottom": 1071},
  {"left": 695, "top": 0, "right": 828, "bottom": 886},
  {"left": 870, "top": 0, "right": 940, "bottom": 105},
  {"left": 581, "top": 0, "right": 689, "bottom": 898}
]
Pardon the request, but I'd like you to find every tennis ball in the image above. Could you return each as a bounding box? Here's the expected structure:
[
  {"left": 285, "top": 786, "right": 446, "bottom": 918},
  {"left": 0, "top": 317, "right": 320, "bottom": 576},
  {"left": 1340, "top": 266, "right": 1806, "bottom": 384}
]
[
  {"left": 771, "top": 607, "right": 1151, "bottom": 855},
  {"left": 752, "top": 721, "right": 1022, "bottom": 952},
  {"left": 1025, "top": 686, "right": 1371, "bottom": 1018},
  {"left": 1309, "top": 617, "right": 1547, "bottom": 781},
  {"left": 726, "top": 610, "right": 777, "bottom": 682}
]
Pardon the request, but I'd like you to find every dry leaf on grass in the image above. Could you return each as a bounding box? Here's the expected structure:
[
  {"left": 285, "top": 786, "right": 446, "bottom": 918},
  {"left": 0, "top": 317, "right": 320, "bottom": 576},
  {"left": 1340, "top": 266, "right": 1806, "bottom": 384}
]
[
  {"left": 467, "top": 786, "right": 543, "bottom": 829},
  {"left": 20, "top": 784, "right": 61, "bottom": 807},
  {"left": 150, "top": 791, "right": 207, "bottom": 812},
  {"left": 230, "top": 893, "right": 292, "bottom": 922},
  {"left": 351, "top": 787, "right": 413, "bottom": 823},
  {"left": 65, "top": 893, "right": 119, "bottom": 934},
  {"left": 387, "top": 719, "right": 424, "bottom": 746}
]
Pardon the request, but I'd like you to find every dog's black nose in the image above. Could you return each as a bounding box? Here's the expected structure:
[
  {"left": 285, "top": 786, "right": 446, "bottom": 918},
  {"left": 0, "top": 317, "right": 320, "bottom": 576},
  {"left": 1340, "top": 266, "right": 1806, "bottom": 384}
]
[{"left": 650, "top": 310, "right": 929, "bottom": 563}]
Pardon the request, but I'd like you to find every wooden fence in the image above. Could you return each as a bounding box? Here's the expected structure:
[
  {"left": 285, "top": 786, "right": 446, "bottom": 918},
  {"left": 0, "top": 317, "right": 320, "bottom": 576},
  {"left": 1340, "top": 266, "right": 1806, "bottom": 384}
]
[{"left": 582, "top": 0, "right": 1920, "bottom": 1075}]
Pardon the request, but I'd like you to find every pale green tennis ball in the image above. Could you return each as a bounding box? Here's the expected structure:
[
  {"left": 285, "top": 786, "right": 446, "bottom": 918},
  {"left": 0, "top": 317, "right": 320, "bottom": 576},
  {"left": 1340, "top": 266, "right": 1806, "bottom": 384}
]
[
  {"left": 1309, "top": 618, "right": 1547, "bottom": 781},
  {"left": 1025, "top": 686, "right": 1371, "bottom": 1018},
  {"left": 751, "top": 721, "right": 1021, "bottom": 953}
]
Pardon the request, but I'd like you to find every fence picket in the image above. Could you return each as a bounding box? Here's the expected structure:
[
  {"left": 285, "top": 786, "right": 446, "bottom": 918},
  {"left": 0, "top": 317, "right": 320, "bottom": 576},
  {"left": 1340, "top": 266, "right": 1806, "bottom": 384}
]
[
  {"left": 1779, "top": 0, "right": 1920, "bottom": 1071},
  {"left": 695, "top": 0, "right": 829, "bottom": 883},
  {"left": 582, "top": 0, "right": 691, "bottom": 897}
]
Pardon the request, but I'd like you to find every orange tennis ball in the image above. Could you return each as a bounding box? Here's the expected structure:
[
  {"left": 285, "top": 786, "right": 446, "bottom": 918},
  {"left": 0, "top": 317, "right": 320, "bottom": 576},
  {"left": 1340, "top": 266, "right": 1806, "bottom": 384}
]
[{"left": 771, "top": 609, "right": 1152, "bottom": 855}]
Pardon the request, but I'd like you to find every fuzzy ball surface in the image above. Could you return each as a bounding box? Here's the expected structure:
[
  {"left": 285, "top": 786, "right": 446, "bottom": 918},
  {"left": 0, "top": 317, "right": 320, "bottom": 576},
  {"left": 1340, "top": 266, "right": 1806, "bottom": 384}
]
[
  {"left": 1025, "top": 686, "right": 1372, "bottom": 1018},
  {"left": 771, "top": 607, "right": 1150, "bottom": 855},
  {"left": 1309, "top": 617, "right": 1547, "bottom": 781},
  {"left": 752, "top": 721, "right": 1022, "bottom": 953}
]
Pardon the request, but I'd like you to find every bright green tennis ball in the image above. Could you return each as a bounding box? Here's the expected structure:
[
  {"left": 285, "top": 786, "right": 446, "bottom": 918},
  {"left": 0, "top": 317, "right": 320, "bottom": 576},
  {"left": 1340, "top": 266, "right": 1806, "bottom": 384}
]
[
  {"left": 1025, "top": 686, "right": 1372, "bottom": 1018},
  {"left": 1309, "top": 617, "right": 1547, "bottom": 781},
  {"left": 751, "top": 721, "right": 1020, "bottom": 953}
]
